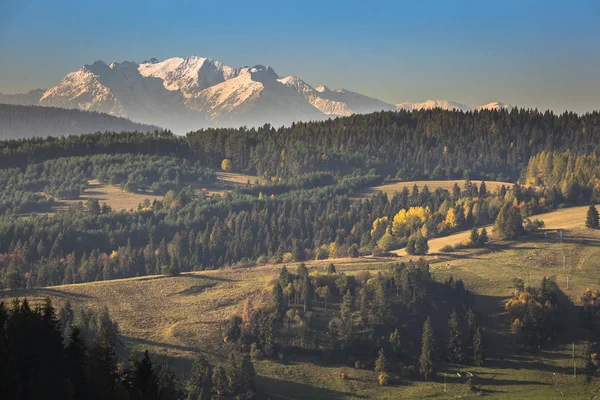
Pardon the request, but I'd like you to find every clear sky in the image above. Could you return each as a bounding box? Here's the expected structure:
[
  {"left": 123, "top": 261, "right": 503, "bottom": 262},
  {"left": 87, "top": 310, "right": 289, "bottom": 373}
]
[{"left": 1, "top": 0, "right": 599, "bottom": 113}]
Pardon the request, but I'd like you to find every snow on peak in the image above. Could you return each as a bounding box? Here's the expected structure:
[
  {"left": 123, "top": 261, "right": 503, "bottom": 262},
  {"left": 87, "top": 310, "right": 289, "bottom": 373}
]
[
  {"left": 139, "top": 56, "right": 238, "bottom": 96},
  {"left": 475, "top": 101, "right": 513, "bottom": 111},
  {"left": 396, "top": 99, "right": 471, "bottom": 112},
  {"left": 315, "top": 85, "right": 330, "bottom": 93}
]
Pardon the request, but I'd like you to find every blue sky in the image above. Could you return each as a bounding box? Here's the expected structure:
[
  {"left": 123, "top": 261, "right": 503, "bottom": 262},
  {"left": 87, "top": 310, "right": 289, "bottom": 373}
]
[{"left": 1, "top": 0, "right": 599, "bottom": 113}]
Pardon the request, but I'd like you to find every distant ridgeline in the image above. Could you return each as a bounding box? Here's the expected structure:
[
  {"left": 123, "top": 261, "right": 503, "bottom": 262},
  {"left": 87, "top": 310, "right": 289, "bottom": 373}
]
[
  {"left": 2, "top": 108, "right": 600, "bottom": 182},
  {"left": 0, "top": 103, "right": 157, "bottom": 140}
]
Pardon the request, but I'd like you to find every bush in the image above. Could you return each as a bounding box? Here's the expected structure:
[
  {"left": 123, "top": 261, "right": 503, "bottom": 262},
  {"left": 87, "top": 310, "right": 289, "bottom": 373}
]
[
  {"left": 440, "top": 244, "right": 454, "bottom": 253},
  {"left": 372, "top": 246, "right": 385, "bottom": 257}
]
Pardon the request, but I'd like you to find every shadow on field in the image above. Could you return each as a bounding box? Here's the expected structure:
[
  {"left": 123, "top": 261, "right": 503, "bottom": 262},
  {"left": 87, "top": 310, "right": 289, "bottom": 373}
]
[
  {"left": 255, "top": 376, "right": 367, "bottom": 400},
  {"left": 0, "top": 287, "right": 93, "bottom": 301},
  {"left": 181, "top": 272, "right": 235, "bottom": 282},
  {"left": 123, "top": 336, "right": 198, "bottom": 353}
]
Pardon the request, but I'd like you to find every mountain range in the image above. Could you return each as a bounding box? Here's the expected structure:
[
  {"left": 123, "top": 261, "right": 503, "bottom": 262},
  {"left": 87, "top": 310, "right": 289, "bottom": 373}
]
[{"left": 0, "top": 56, "right": 514, "bottom": 132}]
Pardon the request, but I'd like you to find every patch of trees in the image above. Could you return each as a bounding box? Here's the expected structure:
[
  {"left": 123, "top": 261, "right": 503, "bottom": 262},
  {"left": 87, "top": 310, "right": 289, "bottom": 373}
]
[
  {"left": 223, "top": 262, "right": 485, "bottom": 387},
  {"left": 525, "top": 151, "right": 600, "bottom": 203},
  {"left": 505, "top": 278, "right": 565, "bottom": 347},
  {"left": 0, "top": 298, "right": 256, "bottom": 400}
]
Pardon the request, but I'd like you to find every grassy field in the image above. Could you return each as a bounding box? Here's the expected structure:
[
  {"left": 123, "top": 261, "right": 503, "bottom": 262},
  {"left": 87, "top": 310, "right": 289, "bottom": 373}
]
[
  {"left": 48, "top": 179, "right": 164, "bottom": 212},
  {"left": 360, "top": 180, "right": 513, "bottom": 198},
  {"left": 44, "top": 172, "right": 266, "bottom": 214},
  {"left": 3, "top": 205, "right": 600, "bottom": 398}
]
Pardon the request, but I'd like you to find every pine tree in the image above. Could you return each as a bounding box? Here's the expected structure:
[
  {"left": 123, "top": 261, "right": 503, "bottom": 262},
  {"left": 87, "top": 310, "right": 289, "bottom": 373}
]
[
  {"left": 419, "top": 317, "right": 436, "bottom": 380},
  {"left": 225, "top": 352, "right": 239, "bottom": 395},
  {"left": 479, "top": 180, "right": 487, "bottom": 198},
  {"left": 469, "top": 227, "right": 479, "bottom": 247},
  {"left": 472, "top": 326, "right": 484, "bottom": 366},
  {"left": 389, "top": 328, "right": 402, "bottom": 355},
  {"left": 478, "top": 227, "right": 489, "bottom": 246},
  {"left": 272, "top": 282, "right": 285, "bottom": 319},
  {"left": 341, "top": 289, "right": 353, "bottom": 331},
  {"left": 186, "top": 353, "right": 210, "bottom": 400},
  {"left": 374, "top": 348, "right": 387, "bottom": 373},
  {"left": 586, "top": 204, "right": 600, "bottom": 229},
  {"left": 211, "top": 366, "right": 227, "bottom": 400},
  {"left": 415, "top": 234, "right": 429, "bottom": 255},
  {"left": 237, "top": 353, "right": 256, "bottom": 396},
  {"left": 65, "top": 326, "right": 88, "bottom": 400},
  {"left": 447, "top": 310, "right": 465, "bottom": 363}
]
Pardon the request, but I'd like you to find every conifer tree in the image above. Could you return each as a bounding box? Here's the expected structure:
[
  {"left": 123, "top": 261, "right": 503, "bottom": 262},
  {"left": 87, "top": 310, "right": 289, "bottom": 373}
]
[
  {"left": 66, "top": 326, "right": 88, "bottom": 400},
  {"left": 472, "top": 326, "right": 485, "bottom": 366},
  {"left": 375, "top": 348, "right": 387, "bottom": 373},
  {"left": 586, "top": 204, "right": 600, "bottom": 229},
  {"left": 415, "top": 234, "right": 429, "bottom": 255},
  {"left": 479, "top": 180, "right": 487, "bottom": 198},
  {"left": 478, "top": 227, "right": 489, "bottom": 246},
  {"left": 186, "top": 353, "right": 211, "bottom": 400},
  {"left": 272, "top": 282, "right": 285, "bottom": 319},
  {"left": 211, "top": 366, "right": 227, "bottom": 400},
  {"left": 447, "top": 310, "right": 465, "bottom": 363},
  {"left": 341, "top": 289, "right": 353, "bottom": 330},
  {"left": 469, "top": 227, "right": 479, "bottom": 246},
  {"left": 419, "top": 317, "right": 436, "bottom": 380}
]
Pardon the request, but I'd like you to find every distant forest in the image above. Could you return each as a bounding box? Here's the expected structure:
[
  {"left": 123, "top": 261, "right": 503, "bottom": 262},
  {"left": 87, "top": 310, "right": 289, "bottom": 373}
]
[{"left": 0, "top": 104, "right": 157, "bottom": 140}]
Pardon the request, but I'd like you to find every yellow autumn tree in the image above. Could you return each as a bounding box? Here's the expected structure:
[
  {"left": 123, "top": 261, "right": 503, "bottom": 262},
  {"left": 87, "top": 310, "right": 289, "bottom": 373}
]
[
  {"left": 444, "top": 208, "right": 459, "bottom": 229},
  {"left": 221, "top": 158, "right": 232, "bottom": 171},
  {"left": 370, "top": 216, "right": 389, "bottom": 241},
  {"left": 391, "top": 206, "right": 430, "bottom": 236}
]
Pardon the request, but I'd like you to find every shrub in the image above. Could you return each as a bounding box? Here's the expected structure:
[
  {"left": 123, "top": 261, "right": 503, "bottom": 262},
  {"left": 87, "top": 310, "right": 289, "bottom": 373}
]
[{"left": 440, "top": 244, "right": 454, "bottom": 253}]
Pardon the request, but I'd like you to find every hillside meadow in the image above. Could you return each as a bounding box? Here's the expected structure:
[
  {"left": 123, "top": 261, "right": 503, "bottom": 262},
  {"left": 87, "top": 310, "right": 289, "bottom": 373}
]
[{"left": 3, "top": 205, "right": 600, "bottom": 398}]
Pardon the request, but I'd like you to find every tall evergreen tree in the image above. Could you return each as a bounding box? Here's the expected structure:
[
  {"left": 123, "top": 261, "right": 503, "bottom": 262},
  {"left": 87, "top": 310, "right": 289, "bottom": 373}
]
[
  {"left": 586, "top": 204, "right": 600, "bottom": 229},
  {"left": 186, "top": 353, "right": 210, "bottom": 400},
  {"left": 419, "top": 317, "right": 436, "bottom": 380},
  {"left": 447, "top": 310, "right": 465, "bottom": 363},
  {"left": 472, "top": 326, "right": 485, "bottom": 366},
  {"left": 375, "top": 348, "right": 387, "bottom": 373}
]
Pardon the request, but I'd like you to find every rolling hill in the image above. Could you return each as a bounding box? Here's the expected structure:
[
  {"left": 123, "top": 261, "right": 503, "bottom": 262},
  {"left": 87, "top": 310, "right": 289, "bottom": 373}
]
[{"left": 0, "top": 103, "right": 158, "bottom": 139}]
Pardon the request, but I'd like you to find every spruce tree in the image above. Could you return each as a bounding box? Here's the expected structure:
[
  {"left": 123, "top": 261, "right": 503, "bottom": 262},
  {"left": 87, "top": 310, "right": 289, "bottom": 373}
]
[
  {"left": 415, "top": 234, "right": 429, "bottom": 255},
  {"left": 447, "top": 310, "right": 465, "bottom": 363},
  {"left": 478, "top": 227, "right": 489, "bottom": 246},
  {"left": 586, "top": 204, "right": 600, "bottom": 229},
  {"left": 419, "top": 317, "right": 436, "bottom": 380},
  {"left": 272, "top": 282, "right": 285, "bottom": 319},
  {"left": 186, "top": 354, "right": 210, "bottom": 400},
  {"left": 374, "top": 348, "right": 387, "bottom": 373},
  {"left": 341, "top": 289, "right": 353, "bottom": 331},
  {"left": 65, "top": 326, "right": 88, "bottom": 400},
  {"left": 211, "top": 366, "right": 227, "bottom": 400},
  {"left": 472, "top": 326, "right": 484, "bottom": 366},
  {"left": 469, "top": 227, "right": 479, "bottom": 247}
]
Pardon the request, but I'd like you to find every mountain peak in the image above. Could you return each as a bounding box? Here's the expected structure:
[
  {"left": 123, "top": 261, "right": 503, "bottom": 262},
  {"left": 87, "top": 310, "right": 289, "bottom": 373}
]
[{"left": 315, "top": 85, "right": 330, "bottom": 93}]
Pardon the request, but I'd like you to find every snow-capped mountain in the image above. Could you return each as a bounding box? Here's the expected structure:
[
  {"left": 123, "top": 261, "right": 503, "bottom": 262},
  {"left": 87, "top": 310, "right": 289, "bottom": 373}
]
[
  {"left": 40, "top": 60, "right": 195, "bottom": 130},
  {"left": 187, "top": 66, "right": 325, "bottom": 127},
  {"left": 396, "top": 99, "right": 514, "bottom": 112},
  {"left": 396, "top": 99, "right": 472, "bottom": 112},
  {"left": 4, "top": 55, "right": 515, "bottom": 132},
  {"left": 475, "top": 101, "right": 513, "bottom": 111},
  {"left": 138, "top": 56, "right": 239, "bottom": 97}
]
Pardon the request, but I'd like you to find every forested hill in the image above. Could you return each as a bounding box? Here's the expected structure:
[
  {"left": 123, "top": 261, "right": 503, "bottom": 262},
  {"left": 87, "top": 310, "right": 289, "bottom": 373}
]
[
  {"left": 187, "top": 108, "right": 600, "bottom": 181},
  {"left": 0, "top": 103, "right": 158, "bottom": 140}
]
